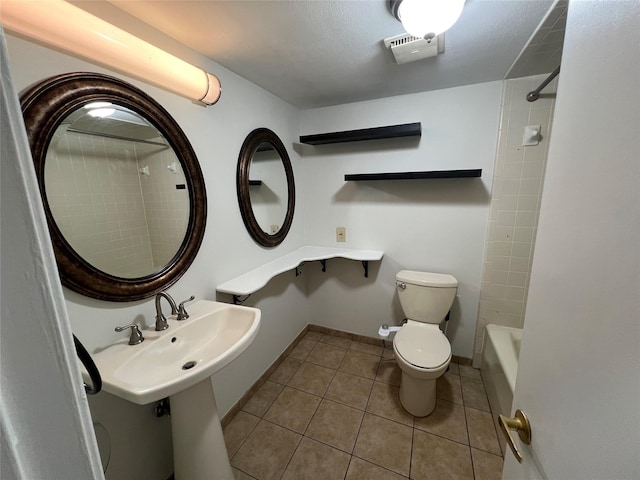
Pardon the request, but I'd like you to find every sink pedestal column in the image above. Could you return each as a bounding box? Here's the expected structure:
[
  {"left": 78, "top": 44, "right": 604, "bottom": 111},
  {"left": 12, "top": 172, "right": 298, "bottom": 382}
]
[{"left": 170, "top": 378, "right": 234, "bottom": 480}]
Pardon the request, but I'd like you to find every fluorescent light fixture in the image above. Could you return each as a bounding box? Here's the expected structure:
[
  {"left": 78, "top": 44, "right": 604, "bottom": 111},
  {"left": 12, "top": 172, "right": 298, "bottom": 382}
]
[
  {"left": 390, "top": 0, "right": 465, "bottom": 41},
  {"left": 84, "top": 102, "right": 113, "bottom": 110},
  {"left": 87, "top": 108, "right": 115, "bottom": 118},
  {"left": 1, "top": 0, "right": 221, "bottom": 106}
]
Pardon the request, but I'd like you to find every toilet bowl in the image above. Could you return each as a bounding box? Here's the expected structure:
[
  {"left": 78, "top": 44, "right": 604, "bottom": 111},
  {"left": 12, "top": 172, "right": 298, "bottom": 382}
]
[{"left": 391, "top": 270, "right": 457, "bottom": 417}]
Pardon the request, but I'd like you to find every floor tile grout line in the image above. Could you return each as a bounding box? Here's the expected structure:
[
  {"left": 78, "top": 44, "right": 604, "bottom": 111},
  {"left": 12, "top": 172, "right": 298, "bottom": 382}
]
[
  {"left": 276, "top": 355, "right": 354, "bottom": 479},
  {"left": 318, "top": 333, "right": 388, "bottom": 357},
  {"left": 413, "top": 424, "right": 477, "bottom": 450},
  {"left": 362, "top": 410, "right": 416, "bottom": 431},
  {"left": 305, "top": 355, "right": 346, "bottom": 371},
  {"left": 408, "top": 399, "right": 502, "bottom": 457},
  {"left": 470, "top": 443, "right": 478, "bottom": 480},
  {"left": 321, "top": 364, "right": 372, "bottom": 410},
  {"left": 342, "top": 456, "right": 353, "bottom": 480},
  {"left": 358, "top": 378, "right": 414, "bottom": 477},
  {"left": 463, "top": 398, "right": 472, "bottom": 447},
  {"left": 276, "top": 429, "right": 304, "bottom": 480},
  {"left": 286, "top": 360, "right": 338, "bottom": 398},
  {"left": 289, "top": 346, "right": 385, "bottom": 383},
  {"left": 227, "top": 413, "right": 261, "bottom": 466},
  {"left": 365, "top": 386, "right": 415, "bottom": 430},
  {"left": 285, "top": 360, "right": 338, "bottom": 399},
  {"left": 409, "top": 423, "right": 415, "bottom": 479},
  {"left": 232, "top": 465, "right": 257, "bottom": 480},
  {"left": 350, "top": 452, "right": 411, "bottom": 479},
  {"left": 345, "top": 367, "right": 374, "bottom": 453},
  {"left": 229, "top": 342, "right": 500, "bottom": 479},
  {"left": 302, "top": 356, "right": 368, "bottom": 477},
  {"left": 349, "top": 367, "right": 376, "bottom": 467},
  {"left": 299, "top": 368, "right": 339, "bottom": 438},
  {"left": 462, "top": 401, "right": 478, "bottom": 480},
  {"left": 485, "top": 395, "right": 506, "bottom": 459},
  {"left": 301, "top": 430, "right": 360, "bottom": 457},
  {"left": 301, "top": 401, "right": 365, "bottom": 456},
  {"left": 240, "top": 417, "right": 306, "bottom": 478}
]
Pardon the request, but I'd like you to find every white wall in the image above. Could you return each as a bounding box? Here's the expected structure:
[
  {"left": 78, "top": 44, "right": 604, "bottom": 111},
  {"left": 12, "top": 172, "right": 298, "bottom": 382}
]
[
  {"left": 5, "top": 28, "right": 306, "bottom": 480},
  {"left": 299, "top": 82, "right": 502, "bottom": 358}
]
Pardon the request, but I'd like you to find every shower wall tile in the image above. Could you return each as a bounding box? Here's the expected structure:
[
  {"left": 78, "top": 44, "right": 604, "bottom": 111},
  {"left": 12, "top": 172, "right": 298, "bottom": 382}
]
[
  {"left": 46, "top": 131, "right": 154, "bottom": 277},
  {"left": 474, "top": 74, "right": 558, "bottom": 365},
  {"left": 46, "top": 130, "right": 187, "bottom": 278}
]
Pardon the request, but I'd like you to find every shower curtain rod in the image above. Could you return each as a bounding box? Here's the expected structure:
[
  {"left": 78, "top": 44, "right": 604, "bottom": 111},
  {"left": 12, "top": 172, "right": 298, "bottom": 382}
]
[
  {"left": 66, "top": 127, "right": 169, "bottom": 147},
  {"left": 526, "top": 66, "right": 560, "bottom": 102}
]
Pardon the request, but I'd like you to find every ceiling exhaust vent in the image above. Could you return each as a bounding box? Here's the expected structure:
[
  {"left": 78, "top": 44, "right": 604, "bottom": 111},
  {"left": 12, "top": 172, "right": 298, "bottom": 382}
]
[{"left": 383, "top": 33, "right": 445, "bottom": 64}]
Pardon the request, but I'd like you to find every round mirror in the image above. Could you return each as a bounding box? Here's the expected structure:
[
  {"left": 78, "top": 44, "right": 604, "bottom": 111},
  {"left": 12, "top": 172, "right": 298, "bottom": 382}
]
[
  {"left": 20, "top": 72, "right": 207, "bottom": 301},
  {"left": 237, "top": 129, "right": 295, "bottom": 247}
]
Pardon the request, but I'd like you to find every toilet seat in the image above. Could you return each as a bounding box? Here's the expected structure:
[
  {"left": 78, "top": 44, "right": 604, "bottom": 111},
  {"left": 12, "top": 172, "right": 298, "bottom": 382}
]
[{"left": 394, "top": 323, "right": 451, "bottom": 370}]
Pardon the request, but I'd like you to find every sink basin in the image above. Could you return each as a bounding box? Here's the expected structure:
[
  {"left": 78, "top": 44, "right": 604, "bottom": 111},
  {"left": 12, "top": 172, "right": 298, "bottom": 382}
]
[
  {"left": 93, "top": 300, "right": 261, "bottom": 405},
  {"left": 92, "top": 299, "right": 260, "bottom": 479}
]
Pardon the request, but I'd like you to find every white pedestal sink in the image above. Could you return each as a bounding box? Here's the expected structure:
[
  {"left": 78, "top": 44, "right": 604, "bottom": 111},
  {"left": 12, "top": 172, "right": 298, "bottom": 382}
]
[{"left": 91, "top": 300, "right": 261, "bottom": 479}]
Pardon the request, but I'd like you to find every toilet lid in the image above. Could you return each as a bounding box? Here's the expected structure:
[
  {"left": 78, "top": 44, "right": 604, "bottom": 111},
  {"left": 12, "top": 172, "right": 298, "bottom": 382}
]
[{"left": 394, "top": 324, "right": 451, "bottom": 369}]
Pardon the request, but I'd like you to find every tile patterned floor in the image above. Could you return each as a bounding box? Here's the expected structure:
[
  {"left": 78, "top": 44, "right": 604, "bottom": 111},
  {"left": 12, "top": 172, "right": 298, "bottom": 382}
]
[{"left": 223, "top": 331, "right": 504, "bottom": 480}]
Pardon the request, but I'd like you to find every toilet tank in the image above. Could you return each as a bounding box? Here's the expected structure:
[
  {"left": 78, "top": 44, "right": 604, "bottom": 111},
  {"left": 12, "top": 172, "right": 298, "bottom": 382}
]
[{"left": 396, "top": 270, "right": 458, "bottom": 324}]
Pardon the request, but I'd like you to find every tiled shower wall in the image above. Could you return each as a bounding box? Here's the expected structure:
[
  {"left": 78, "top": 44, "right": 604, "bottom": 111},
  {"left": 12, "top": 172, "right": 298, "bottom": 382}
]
[
  {"left": 46, "top": 129, "right": 187, "bottom": 278},
  {"left": 137, "top": 143, "right": 189, "bottom": 269},
  {"left": 473, "top": 74, "right": 558, "bottom": 366}
]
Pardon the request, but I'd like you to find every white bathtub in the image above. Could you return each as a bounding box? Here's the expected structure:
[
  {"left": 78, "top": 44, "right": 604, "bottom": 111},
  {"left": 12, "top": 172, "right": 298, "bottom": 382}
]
[{"left": 480, "top": 324, "right": 522, "bottom": 425}]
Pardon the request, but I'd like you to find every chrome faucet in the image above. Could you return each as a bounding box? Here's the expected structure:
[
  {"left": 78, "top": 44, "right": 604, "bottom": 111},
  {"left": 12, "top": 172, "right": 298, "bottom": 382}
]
[
  {"left": 177, "top": 295, "right": 195, "bottom": 320},
  {"left": 155, "top": 291, "right": 177, "bottom": 331},
  {"left": 115, "top": 323, "right": 145, "bottom": 345}
]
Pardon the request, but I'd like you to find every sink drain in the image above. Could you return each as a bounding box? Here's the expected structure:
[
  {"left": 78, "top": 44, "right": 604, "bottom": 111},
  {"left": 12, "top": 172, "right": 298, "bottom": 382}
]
[{"left": 182, "top": 361, "right": 197, "bottom": 370}]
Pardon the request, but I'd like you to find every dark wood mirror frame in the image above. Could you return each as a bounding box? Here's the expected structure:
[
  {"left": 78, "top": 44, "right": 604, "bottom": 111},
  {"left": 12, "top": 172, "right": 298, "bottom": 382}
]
[
  {"left": 237, "top": 128, "right": 295, "bottom": 247},
  {"left": 20, "top": 72, "right": 207, "bottom": 302}
]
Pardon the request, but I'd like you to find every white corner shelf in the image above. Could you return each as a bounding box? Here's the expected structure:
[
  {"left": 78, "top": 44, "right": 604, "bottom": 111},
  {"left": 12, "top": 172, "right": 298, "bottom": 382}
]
[{"left": 216, "top": 246, "right": 384, "bottom": 302}]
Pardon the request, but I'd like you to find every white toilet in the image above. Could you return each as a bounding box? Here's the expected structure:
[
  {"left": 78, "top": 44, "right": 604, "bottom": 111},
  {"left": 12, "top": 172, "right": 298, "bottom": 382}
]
[{"left": 393, "top": 270, "right": 458, "bottom": 417}]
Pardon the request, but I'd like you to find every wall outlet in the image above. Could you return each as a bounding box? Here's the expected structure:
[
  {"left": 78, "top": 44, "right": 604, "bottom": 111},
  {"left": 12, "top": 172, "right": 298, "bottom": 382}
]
[
  {"left": 270, "top": 224, "right": 279, "bottom": 234},
  {"left": 336, "top": 227, "right": 346, "bottom": 242}
]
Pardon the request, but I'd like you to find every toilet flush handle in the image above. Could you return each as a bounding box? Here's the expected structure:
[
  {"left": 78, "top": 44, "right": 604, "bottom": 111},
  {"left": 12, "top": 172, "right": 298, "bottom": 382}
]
[{"left": 396, "top": 281, "right": 406, "bottom": 290}]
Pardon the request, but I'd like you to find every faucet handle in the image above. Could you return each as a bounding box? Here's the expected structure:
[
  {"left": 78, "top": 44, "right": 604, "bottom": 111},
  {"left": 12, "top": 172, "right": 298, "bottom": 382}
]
[
  {"left": 177, "top": 295, "right": 195, "bottom": 320},
  {"left": 155, "top": 313, "right": 169, "bottom": 331},
  {"left": 115, "top": 324, "right": 145, "bottom": 345}
]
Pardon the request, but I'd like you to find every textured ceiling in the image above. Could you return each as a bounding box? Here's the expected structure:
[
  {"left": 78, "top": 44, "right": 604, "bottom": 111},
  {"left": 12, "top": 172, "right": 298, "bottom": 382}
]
[{"left": 94, "top": 0, "right": 557, "bottom": 109}]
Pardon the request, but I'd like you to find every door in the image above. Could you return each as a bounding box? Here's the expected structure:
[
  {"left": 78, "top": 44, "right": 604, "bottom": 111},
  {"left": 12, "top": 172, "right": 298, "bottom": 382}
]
[
  {"left": 0, "top": 31, "right": 104, "bottom": 479},
  {"left": 501, "top": 2, "right": 640, "bottom": 478}
]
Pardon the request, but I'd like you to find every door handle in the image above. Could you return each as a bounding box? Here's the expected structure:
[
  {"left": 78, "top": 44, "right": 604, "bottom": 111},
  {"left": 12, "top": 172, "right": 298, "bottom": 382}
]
[{"left": 498, "top": 409, "right": 531, "bottom": 463}]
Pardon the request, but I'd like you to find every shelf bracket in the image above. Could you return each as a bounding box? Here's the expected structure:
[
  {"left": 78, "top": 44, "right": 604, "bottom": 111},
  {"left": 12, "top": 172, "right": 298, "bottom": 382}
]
[
  {"left": 362, "top": 261, "right": 369, "bottom": 278},
  {"left": 233, "top": 294, "right": 252, "bottom": 305},
  {"left": 320, "top": 260, "right": 327, "bottom": 273},
  {"left": 295, "top": 265, "right": 303, "bottom": 277}
]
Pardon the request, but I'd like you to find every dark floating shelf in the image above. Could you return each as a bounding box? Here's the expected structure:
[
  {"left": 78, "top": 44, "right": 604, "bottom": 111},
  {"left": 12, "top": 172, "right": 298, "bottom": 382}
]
[
  {"left": 344, "top": 169, "right": 482, "bottom": 181},
  {"left": 300, "top": 122, "right": 421, "bottom": 145},
  {"left": 256, "top": 143, "right": 273, "bottom": 152}
]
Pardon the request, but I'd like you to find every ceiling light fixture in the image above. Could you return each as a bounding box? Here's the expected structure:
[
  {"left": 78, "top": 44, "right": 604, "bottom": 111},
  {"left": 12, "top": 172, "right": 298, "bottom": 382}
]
[
  {"left": 87, "top": 108, "right": 116, "bottom": 119},
  {"left": 389, "top": 0, "right": 465, "bottom": 42},
  {"left": 84, "top": 102, "right": 114, "bottom": 111},
  {"left": 1, "top": 0, "right": 221, "bottom": 106}
]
